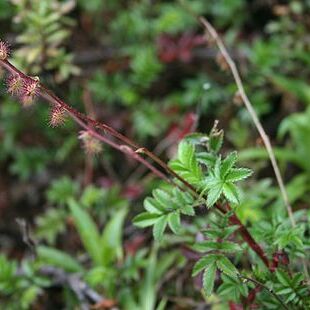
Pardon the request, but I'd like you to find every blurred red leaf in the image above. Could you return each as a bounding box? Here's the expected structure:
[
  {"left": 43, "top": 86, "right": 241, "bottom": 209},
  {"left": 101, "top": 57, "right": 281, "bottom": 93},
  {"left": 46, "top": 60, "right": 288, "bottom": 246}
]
[{"left": 157, "top": 32, "right": 204, "bottom": 63}]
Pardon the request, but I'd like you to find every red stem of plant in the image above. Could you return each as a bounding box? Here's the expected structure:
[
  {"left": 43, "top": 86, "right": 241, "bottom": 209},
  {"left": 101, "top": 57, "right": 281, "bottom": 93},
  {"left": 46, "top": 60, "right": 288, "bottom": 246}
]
[
  {"left": 229, "top": 214, "right": 271, "bottom": 270},
  {"left": 0, "top": 58, "right": 272, "bottom": 271},
  {"left": 216, "top": 203, "right": 272, "bottom": 271}
]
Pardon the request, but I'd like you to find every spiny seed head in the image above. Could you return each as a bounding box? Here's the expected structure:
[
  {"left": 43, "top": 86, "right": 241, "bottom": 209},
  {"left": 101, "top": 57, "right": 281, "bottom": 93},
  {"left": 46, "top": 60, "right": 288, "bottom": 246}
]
[
  {"left": 6, "top": 75, "right": 23, "bottom": 95},
  {"left": 20, "top": 78, "right": 39, "bottom": 106},
  {"left": 23, "top": 77, "right": 39, "bottom": 97},
  {"left": 78, "top": 130, "right": 102, "bottom": 155},
  {"left": 49, "top": 106, "right": 66, "bottom": 127},
  {"left": 0, "top": 41, "right": 9, "bottom": 60}
]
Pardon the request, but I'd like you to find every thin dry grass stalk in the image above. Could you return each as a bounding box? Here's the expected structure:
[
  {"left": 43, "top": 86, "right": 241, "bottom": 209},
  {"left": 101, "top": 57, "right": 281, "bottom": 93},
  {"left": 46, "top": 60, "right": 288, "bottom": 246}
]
[
  {"left": 198, "top": 16, "right": 309, "bottom": 279},
  {"left": 199, "top": 17, "right": 295, "bottom": 226}
]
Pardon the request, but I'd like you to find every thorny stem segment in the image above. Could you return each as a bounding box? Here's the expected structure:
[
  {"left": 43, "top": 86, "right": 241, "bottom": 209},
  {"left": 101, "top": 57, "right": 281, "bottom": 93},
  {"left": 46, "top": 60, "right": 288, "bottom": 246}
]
[
  {"left": 0, "top": 57, "right": 272, "bottom": 273},
  {"left": 43, "top": 93, "right": 171, "bottom": 184},
  {"left": 1, "top": 58, "right": 195, "bottom": 193}
]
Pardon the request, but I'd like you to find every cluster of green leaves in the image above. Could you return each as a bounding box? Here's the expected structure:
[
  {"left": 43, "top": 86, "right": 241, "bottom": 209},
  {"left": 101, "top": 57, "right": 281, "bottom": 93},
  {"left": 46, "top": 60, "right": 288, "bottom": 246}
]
[
  {"left": 0, "top": 255, "right": 49, "bottom": 309},
  {"left": 134, "top": 129, "right": 255, "bottom": 297},
  {"left": 133, "top": 187, "right": 195, "bottom": 241},
  {"left": 132, "top": 123, "right": 307, "bottom": 306},
  {"left": 200, "top": 151, "right": 252, "bottom": 206},
  {"left": 253, "top": 212, "right": 309, "bottom": 259},
  {"left": 273, "top": 270, "right": 309, "bottom": 308},
  {"left": 0, "top": 0, "right": 310, "bottom": 309},
  {"left": 253, "top": 269, "right": 310, "bottom": 309},
  {"left": 169, "top": 128, "right": 252, "bottom": 208},
  {"left": 35, "top": 177, "right": 128, "bottom": 245},
  {"left": 192, "top": 254, "right": 239, "bottom": 296},
  {"left": 1, "top": 172, "right": 174, "bottom": 308},
  {"left": 12, "top": 0, "right": 79, "bottom": 81},
  {"left": 87, "top": 1, "right": 213, "bottom": 139}
]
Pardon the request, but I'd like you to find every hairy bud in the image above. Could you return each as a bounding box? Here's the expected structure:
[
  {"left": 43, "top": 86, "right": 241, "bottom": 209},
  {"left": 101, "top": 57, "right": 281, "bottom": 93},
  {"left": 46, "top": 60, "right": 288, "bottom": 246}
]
[
  {"left": 0, "top": 41, "right": 9, "bottom": 60},
  {"left": 6, "top": 75, "right": 23, "bottom": 95},
  {"left": 21, "top": 77, "right": 39, "bottom": 106},
  {"left": 78, "top": 130, "right": 102, "bottom": 155},
  {"left": 49, "top": 105, "right": 66, "bottom": 127}
]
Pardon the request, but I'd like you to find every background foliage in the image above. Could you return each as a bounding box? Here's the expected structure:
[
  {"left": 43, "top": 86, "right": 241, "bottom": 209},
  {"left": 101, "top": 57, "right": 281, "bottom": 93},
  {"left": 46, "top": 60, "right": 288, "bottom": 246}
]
[{"left": 0, "top": 0, "right": 309, "bottom": 309}]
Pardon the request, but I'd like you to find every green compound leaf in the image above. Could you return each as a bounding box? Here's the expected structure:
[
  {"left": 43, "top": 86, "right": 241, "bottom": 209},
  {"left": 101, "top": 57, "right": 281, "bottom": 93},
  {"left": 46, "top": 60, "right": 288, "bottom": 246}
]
[
  {"left": 206, "top": 183, "right": 223, "bottom": 207},
  {"left": 203, "top": 262, "right": 217, "bottom": 296},
  {"left": 133, "top": 212, "right": 161, "bottom": 228},
  {"left": 223, "top": 183, "right": 240, "bottom": 204},
  {"left": 216, "top": 255, "right": 239, "bottom": 278},
  {"left": 192, "top": 254, "right": 218, "bottom": 276},
  {"left": 225, "top": 168, "right": 253, "bottom": 182},
  {"left": 220, "top": 151, "right": 237, "bottom": 178},
  {"left": 144, "top": 197, "right": 165, "bottom": 214},
  {"left": 153, "top": 216, "right": 168, "bottom": 242},
  {"left": 168, "top": 211, "right": 181, "bottom": 234}
]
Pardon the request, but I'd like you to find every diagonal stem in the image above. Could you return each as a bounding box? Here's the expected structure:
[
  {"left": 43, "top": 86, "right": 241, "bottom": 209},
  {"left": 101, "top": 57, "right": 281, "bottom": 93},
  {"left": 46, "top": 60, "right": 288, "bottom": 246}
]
[
  {"left": 0, "top": 57, "right": 272, "bottom": 274},
  {"left": 216, "top": 203, "right": 272, "bottom": 271}
]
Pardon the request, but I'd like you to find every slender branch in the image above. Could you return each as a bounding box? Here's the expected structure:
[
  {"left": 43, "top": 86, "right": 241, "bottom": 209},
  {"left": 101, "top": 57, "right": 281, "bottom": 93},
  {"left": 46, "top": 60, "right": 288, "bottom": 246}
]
[
  {"left": 0, "top": 56, "right": 272, "bottom": 273},
  {"left": 137, "top": 147, "right": 197, "bottom": 195},
  {"left": 216, "top": 204, "right": 272, "bottom": 271},
  {"left": 0, "top": 58, "right": 202, "bottom": 204},
  {"left": 126, "top": 130, "right": 178, "bottom": 184},
  {"left": 41, "top": 80, "right": 199, "bottom": 194},
  {"left": 0, "top": 59, "right": 177, "bottom": 184}
]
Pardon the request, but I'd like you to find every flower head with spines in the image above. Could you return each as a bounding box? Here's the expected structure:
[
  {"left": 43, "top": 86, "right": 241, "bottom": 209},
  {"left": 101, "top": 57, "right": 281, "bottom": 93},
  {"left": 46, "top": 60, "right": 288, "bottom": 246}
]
[{"left": 0, "top": 41, "right": 9, "bottom": 60}]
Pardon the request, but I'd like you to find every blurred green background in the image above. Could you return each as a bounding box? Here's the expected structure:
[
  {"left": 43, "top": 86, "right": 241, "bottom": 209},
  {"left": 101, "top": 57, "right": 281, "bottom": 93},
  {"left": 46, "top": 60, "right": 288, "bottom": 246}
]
[{"left": 0, "top": 0, "right": 309, "bottom": 309}]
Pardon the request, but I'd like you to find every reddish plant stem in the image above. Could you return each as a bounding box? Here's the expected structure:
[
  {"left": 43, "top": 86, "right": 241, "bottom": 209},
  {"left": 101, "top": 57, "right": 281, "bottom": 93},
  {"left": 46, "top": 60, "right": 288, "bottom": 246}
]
[
  {"left": 0, "top": 58, "right": 272, "bottom": 271},
  {"left": 136, "top": 147, "right": 197, "bottom": 194},
  {"left": 229, "top": 213, "right": 271, "bottom": 270},
  {"left": 216, "top": 203, "right": 272, "bottom": 271},
  {"left": 1, "top": 59, "right": 197, "bottom": 194},
  {"left": 47, "top": 102, "right": 171, "bottom": 184}
]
